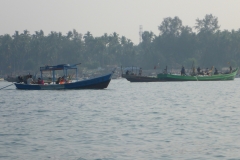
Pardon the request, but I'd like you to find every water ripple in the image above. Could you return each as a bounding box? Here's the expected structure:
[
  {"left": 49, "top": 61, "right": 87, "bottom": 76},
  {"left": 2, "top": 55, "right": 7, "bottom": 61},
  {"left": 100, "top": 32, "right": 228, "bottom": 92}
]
[{"left": 1, "top": 80, "right": 240, "bottom": 159}]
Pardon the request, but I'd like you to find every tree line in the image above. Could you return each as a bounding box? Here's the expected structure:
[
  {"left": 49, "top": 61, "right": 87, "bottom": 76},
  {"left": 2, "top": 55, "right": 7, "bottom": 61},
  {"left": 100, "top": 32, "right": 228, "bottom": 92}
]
[{"left": 1, "top": 14, "right": 240, "bottom": 75}]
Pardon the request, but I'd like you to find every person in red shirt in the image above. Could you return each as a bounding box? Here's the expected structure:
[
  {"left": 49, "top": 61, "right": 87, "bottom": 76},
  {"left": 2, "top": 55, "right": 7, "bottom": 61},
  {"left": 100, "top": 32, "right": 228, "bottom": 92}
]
[{"left": 37, "top": 78, "right": 44, "bottom": 85}]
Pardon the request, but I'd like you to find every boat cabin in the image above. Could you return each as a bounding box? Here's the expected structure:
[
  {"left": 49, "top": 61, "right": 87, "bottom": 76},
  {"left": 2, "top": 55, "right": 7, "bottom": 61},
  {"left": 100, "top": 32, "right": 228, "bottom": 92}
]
[{"left": 40, "top": 63, "right": 80, "bottom": 84}]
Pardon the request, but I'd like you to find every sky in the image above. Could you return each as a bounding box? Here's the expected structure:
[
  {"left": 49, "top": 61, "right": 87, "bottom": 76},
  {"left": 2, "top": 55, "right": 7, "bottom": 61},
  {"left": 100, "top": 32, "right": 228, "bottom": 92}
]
[{"left": 1, "top": 0, "right": 240, "bottom": 44}]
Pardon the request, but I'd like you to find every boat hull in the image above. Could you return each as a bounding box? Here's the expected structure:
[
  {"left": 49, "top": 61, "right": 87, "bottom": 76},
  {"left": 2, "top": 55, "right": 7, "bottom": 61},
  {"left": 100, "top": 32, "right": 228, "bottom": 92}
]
[
  {"left": 122, "top": 74, "right": 165, "bottom": 82},
  {"left": 14, "top": 73, "right": 112, "bottom": 90},
  {"left": 157, "top": 68, "right": 238, "bottom": 81}
]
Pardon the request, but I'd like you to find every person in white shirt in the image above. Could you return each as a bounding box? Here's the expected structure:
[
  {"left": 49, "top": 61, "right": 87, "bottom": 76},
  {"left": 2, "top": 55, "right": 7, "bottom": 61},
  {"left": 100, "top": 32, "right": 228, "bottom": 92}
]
[{"left": 27, "top": 75, "right": 33, "bottom": 84}]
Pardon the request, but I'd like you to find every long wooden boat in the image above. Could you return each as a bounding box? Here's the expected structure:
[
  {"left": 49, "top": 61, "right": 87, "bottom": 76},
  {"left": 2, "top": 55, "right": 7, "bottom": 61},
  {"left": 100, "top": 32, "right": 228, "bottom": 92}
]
[
  {"left": 4, "top": 76, "right": 17, "bottom": 82},
  {"left": 4, "top": 75, "right": 53, "bottom": 83},
  {"left": 157, "top": 68, "right": 238, "bottom": 81},
  {"left": 122, "top": 74, "right": 165, "bottom": 82},
  {"left": 14, "top": 63, "right": 115, "bottom": 90},
  {"left": 122, "top": 67, "right": 238, "bottom": 82}
]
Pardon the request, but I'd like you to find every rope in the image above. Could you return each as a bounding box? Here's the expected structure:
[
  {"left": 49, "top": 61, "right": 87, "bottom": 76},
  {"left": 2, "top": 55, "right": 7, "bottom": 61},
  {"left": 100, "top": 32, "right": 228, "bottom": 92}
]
[
  {"left": 0, "top": 83, "right": 14, "bottom": 90},
  {"left": 194, "top": 76, "right": 198, "bottom": 81}
]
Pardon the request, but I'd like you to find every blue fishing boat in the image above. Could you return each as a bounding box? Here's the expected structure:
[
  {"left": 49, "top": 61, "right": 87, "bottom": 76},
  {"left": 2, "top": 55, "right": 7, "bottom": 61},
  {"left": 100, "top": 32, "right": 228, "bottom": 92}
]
[{"left": 14, "top": 63, "right": 115, "bottom": 90}]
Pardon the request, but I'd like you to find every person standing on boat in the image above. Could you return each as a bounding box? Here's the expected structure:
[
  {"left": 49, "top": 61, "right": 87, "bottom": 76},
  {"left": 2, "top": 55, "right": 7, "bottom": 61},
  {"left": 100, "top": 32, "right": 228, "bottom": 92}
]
[
  {"left": 139, "top": 68, "right": 142, "bottom": 76},
  {"left": 181, "top": 66, "right": 186, "bottom": 76},
  {"left": 197, "top": 67, "right": 201, "bottom": 74},
  {"left": 214, "top": 68, "right": 219, "bottom": 75},
  {"left": 229, "top": 66, "right": 232, "bottom": 73}
]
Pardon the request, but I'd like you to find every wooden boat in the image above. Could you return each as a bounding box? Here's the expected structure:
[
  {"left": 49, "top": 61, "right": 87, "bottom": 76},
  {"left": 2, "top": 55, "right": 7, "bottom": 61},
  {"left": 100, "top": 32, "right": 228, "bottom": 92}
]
[
  {"left": 122, "top": 74, "right": 165, "bottom": 82},
  {"left": 121, "top": 65, "right": 166, "bottom": 82},
  {"left": 4, "top": 76, "right": 18, "bottom": 82},
  {"left": 157, "top": 68, "right": 238, "bottom": 81},
  {"left": 122, "top": 66, "right": 238, "bottom": 82},
  {"left": 4, "top": 75, "right": 53, "bottom": 83},
  {"left": 14, "top": 63, "right": 115, "bottom": 90}
]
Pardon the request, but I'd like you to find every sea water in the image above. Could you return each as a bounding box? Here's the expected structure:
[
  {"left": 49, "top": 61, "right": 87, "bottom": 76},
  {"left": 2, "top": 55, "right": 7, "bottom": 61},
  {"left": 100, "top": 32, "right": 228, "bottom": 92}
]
[{"left": 0, "top": 79, "right": 240, "bottom": 160}]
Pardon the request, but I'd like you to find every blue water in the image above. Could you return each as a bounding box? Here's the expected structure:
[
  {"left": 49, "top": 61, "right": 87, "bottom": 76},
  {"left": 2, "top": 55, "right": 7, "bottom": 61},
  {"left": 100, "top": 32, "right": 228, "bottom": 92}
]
[{"left": 1, "top": 79, "right": 240, "bottom": 160}]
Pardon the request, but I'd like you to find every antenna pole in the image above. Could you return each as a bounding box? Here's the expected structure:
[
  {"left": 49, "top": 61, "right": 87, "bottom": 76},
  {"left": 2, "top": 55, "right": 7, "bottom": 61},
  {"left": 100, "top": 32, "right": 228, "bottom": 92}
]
[{"left": 139, "top": 25, "right": 143, "bottom": 44}]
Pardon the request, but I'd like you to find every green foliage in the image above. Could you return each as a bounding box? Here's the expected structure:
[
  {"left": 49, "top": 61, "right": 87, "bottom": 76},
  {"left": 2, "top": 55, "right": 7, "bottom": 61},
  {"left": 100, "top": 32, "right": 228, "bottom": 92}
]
[
  {"left": 158, "top": 16, "right": 182, "bottom": 36},
  {"left": 195, "top": 14, "right": 220, "bottom": 33},
  {"left": 0, "top": 14, "right": 240, "bottom": 74}
]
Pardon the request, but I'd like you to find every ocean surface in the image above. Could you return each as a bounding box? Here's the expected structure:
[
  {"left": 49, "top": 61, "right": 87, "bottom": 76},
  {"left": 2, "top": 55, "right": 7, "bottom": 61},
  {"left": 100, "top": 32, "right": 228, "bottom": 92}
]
[{"left": 1, "top": 79, "right": 240, "bottom": 160}]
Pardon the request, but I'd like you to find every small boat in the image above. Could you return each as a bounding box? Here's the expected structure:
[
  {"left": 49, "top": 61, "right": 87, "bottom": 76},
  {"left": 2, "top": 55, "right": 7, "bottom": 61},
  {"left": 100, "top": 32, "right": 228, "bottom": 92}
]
[
  {"left": 4, "top": 76, "right": 17, "bottom": 82},
  {"left": 157, "top": 68, "right": 239, "bottom": 81},
  {"left": 121, "top": 66, "right": 165, "bottom": 82},
  {"left": 14, "top": 63, "right": 115, "bottom": 90}
]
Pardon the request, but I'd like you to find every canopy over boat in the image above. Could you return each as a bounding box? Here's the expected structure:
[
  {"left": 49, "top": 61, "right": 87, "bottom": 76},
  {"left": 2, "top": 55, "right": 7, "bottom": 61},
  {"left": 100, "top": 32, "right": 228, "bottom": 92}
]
[{"left": 40, "top": 63, "right": 81, "bottom": 83}]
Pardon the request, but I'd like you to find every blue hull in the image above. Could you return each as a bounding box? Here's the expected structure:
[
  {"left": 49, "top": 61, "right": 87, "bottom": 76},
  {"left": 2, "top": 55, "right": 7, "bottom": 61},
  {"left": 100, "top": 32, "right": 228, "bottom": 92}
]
[{"left": 14, "top": 73, "right": 112, "bottom": 90}]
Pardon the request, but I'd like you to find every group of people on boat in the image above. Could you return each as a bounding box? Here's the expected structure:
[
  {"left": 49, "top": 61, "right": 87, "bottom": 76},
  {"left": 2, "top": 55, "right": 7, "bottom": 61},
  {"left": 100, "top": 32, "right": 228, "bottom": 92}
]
[
  {"left": 16, "top": 74, "right": 71, "bottom": 85},
  {"left": 181, "top": 65, "right": 233, "bottom": 76},
  {"left": 181, "top": 66, "right": 215, "bottom": 76},
  {"left": 56, "top": 76, "right": 70, "bottom": 84},
  {"left": 125, "top": 68, "right": 142, "bottom": 76},
  {"left": 17, "top": 74, "right": 44, "bottom": 84},
  {"left": 196, "top": 67, "right": 212, "bottom": 75},
  {"left": 27, "top": 75, "right": 44, "bottom": 84}
]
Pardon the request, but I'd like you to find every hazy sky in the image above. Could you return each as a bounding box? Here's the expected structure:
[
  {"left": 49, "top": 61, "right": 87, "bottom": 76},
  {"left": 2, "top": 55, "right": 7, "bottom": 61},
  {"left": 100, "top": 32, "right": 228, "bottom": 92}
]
[{"left": 1, "top": 0, "right": 240, "bottom": 44}]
